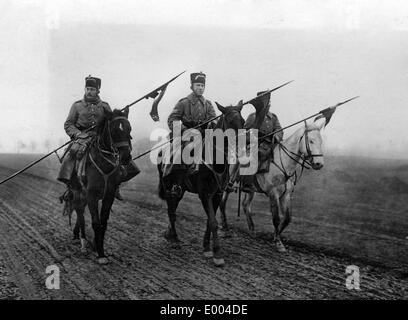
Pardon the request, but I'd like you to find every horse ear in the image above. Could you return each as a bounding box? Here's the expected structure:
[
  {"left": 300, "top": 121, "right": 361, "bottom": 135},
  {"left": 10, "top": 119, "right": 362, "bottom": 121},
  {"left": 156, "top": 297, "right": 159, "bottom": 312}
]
[
  {"left": 314, "top": 117, "right": 326, "bottom": 130},
  {"left": 215, "top": 101, "right": 227, "bottom": 114},
  {"left": 309, "top": 118, "right": 326, "bottom": 131},
  {"left": 236, "top": 100, "right": 243, "bottom": 112},
  {"left": 123, "top": 107, "right": 129, "bottom": 118}
]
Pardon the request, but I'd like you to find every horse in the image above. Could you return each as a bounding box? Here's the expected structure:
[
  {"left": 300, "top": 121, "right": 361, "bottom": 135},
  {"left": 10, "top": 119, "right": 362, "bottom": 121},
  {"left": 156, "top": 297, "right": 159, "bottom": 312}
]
[
  {"left": 219, "top": 117, "right": 327, "bottom": 252},
  {"left": 156, "top": 101, "right": 261, "bottom": 267},
  {"left": 70, "top": 108, "right": 132, "bottom": 264}
]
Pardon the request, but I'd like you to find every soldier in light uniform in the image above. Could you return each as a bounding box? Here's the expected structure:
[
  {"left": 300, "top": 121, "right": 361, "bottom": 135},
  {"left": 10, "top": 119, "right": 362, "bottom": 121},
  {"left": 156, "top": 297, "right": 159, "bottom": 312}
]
[
  {"left": 164, "top": 72, "right": 217, "bottom": 195},
  {"left": 57, "top": 75, "right": 133, "bottom": 200}
]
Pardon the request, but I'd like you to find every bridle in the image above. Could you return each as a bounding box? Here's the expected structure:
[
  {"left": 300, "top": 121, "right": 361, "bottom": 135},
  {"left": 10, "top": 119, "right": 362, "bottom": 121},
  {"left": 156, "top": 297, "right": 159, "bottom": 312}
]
[
  {"left": 273, "top": 122, "right": 323, "bottom": 184},
  {"left": 88, "top": 115, "right": 132, "bottom": 198},
  {"left": 110, "top": 116, "right": 132, "bottom": 150}
]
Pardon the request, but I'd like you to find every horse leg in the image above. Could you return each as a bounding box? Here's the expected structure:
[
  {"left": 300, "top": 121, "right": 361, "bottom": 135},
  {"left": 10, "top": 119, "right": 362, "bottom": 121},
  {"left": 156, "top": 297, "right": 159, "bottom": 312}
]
[
  {"left": 164, "top": 197, "right": 181, "bottom": 243},
  {"left": 200, "top": 193, "right": 224, "bottom": 267},
  {"left": 269, "top": 192, "right": 286, "bottom": 253},
  {"left": 97, "top": 189, "right": 115, "bottom": 264},
  {"left": 75, "top": 205, "right": 87, "bottom": 253},
  {"left": 219, "top": 190, "right": 231, "bottom": 232},
  {"left": 242, "top": 191, "right": 255, "bottom": 235},
  {"left": 203, "top": 219, "right": 212, "bottom": 258},
  {"left": 278, "top": 191, "right": 293, "bottom": 237},
  {"left": 87, "top": 190, "right": 104, "bottom": 259},
  {"left": 202, "top": 191, "right": 222, "bottom": 256},
  {"left": 73, "top": 216, "right": 80, "bottom": 241}
]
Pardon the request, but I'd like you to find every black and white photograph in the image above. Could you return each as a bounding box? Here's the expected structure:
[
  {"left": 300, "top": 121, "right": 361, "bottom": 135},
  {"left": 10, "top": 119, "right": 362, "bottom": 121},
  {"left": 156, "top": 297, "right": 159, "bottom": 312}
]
[{"left": 0, "top": 0, "right": 408, "bottom": 304}]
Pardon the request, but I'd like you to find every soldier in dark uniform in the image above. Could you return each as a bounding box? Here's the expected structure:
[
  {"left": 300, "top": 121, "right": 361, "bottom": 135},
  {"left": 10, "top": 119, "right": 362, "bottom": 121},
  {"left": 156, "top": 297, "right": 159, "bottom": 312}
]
[
  {"left": 57, "top": 75, "right": 132, "bottom": 200},
  {"left": 164, "top": 72, "right": 217, "bottom": 195},
  {"left": 241, "top": 90, "right": 283, "bottom": 192},
  {"left": 167, "top": 72, "right": 216, "bottom": 131}
]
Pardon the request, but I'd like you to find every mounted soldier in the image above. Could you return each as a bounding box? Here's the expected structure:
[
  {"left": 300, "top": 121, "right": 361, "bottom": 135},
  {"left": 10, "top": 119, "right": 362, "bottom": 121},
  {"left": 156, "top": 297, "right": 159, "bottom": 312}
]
[
  {"left": 163, "top": 71, "right": 217, "bottom": 196},
  {"left": 239, "top": 90, "right": 283, "bottom": 192},
  {"left": 57, "top": 75, "right": 137, "bottom": 201}
]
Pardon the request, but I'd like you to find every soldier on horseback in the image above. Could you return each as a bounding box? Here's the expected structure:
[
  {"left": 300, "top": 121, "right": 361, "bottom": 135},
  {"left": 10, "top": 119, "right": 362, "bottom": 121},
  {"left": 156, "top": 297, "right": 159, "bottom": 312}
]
[
  {"left": 163, "top": 72, "right": 217, "bottom": 196},
  {"left": 57, "top": 75, "right": 135, "bottom": 201},
  {"left": 240, "top": 90, "right": 283, "bottom": 192}
]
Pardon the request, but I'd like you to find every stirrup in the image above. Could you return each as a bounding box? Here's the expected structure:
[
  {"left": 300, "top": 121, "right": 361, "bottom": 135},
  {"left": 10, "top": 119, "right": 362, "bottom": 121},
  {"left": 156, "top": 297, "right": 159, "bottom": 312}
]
[{"left": 59, "top": 188, "right": 73, "bottom": 204}]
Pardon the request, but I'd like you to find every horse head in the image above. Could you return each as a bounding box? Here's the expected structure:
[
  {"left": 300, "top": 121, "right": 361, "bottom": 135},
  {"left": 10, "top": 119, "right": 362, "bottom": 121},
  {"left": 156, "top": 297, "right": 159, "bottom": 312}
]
[
  {"left": 214, "top": 100, "right": 245, "bottom": 131},
  {"left": 300, "top": 118, "right": 326, "bottom": 170},
  {"left": 108, "top": 108, "right": 132, "bottom": 165}
]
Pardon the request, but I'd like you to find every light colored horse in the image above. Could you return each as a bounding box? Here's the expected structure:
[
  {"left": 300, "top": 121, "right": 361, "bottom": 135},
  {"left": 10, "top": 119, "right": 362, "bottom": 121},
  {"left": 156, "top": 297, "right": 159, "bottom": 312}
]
[{"left": 219, "top": 117, "right": 327, "bottom": 252}]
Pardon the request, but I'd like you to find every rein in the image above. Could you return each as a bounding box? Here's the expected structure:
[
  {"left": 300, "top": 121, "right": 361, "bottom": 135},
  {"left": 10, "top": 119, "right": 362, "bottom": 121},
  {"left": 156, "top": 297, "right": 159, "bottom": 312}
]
[
  {"left": 87, "top": 116, "right": 130, "bottom": 198},
  {"left": 272, "top": 126, "right": 322, "bottom": 185}
]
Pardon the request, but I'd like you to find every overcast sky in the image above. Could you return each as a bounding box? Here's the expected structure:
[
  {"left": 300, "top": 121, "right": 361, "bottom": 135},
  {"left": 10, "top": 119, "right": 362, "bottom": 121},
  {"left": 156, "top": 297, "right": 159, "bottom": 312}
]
[{"left": 1, "top": 0, "right": 408, "bottom": 159}]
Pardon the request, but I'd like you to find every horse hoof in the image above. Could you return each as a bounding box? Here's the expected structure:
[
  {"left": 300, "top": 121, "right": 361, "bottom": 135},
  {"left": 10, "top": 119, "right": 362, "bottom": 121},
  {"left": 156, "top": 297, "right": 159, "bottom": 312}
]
[
  {"left": 219, "top": 229, "right": 232, "bottom": 238},
  {"left": 276, "top": 242, "right": 287, "bottom": 253},
  {"left": 203, "top": 251, "right": 213, "bottom": 258},
  {"left": 163, "top": 230, "right": 180, "bottom": 243},
  {"left": 213, "top": 258, "right": 225, "bottom": 267},
  {"left": 97, "top": 257, "right": 109, "bottom": 265}
]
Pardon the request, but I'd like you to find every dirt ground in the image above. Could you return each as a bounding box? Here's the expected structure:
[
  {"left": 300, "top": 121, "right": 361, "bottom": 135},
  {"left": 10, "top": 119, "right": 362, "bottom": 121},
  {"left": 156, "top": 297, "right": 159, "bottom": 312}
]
[{"left": 0, "top": 154, "right": 408, "bottom": 300}]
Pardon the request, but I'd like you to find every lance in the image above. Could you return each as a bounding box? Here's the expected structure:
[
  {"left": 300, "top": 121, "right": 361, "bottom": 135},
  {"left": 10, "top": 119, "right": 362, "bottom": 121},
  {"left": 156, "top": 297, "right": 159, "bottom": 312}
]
[
  {"left": 242, "top": 80, "right": 294, "bottom": 106},
  {"left": 258, "top": 96, "right": 359, "bottom": 142},
  {"left": 133, "top": 115, "right": 222, "bottom": 160},
  {"left": 0, "top": 72, "right": 186, "bottom": 186},
  {"left": 121, "top": 70, "right": 185, "bottom": 112},
  {"left": 0, "top": 140, "right": 71, "bottom": 186},
  {"left": 226, "top": 96, "right": 359, "bottom": 194},
  {"left": 132, "top": 80, "right": 294, "bottom": 160}
]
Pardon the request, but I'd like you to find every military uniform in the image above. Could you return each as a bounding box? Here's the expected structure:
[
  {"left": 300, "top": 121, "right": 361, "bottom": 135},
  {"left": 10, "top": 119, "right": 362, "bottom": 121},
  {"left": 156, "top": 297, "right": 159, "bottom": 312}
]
[
  {"left": 57, "top": 76, "right": 112, "bottom": 184},
  {"left": 240, "top": 94, "right": 283, "bottom": 192},
  {"left": 167, "top": 92, "right": 216, "bottom": 131},
  {"left": 64, "top": 98, "right": 111, "bottom": 139},
  {"left": 162, "top": 72, "right": 216, "bottom": 196}
]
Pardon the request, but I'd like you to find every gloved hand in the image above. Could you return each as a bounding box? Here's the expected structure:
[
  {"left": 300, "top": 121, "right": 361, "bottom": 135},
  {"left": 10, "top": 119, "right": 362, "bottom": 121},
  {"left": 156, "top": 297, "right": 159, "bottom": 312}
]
[
  {"left": 206, "top": 121, "right": 217, "bottom": 129},
  {"left": 183, "top": 120, "right": 197, "bottom": 129},
  {"left": 75, "top": 132, "right": 89, "bottom": 140}
]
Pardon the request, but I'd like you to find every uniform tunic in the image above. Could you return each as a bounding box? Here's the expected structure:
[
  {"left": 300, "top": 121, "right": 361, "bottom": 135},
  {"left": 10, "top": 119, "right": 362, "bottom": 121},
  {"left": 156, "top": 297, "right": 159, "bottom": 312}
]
[
  {"left": 64, "top": 98, "right": 112, "bottom": 139},
  {"left": 244, "top": 111, "right": 283, "bottom": 143},
  {"left": 167, "top": 93, "right": 216, "bottom": 130}
]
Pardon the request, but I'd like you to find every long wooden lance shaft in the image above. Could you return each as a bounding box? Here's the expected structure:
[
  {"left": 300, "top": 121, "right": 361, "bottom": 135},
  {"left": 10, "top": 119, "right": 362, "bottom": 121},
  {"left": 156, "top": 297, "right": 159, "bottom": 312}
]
[
  {"left": 259, "top": 96, "right": 359, "bottom": 141},
  {"left": 242, "top": 80, "right": 294, "bottom": 106},
  {"left": 0, "top": 140, "right": 71, "bottom": 185},
  {"left": 132, "top": 80, "right": 294, "bottom": 160},
  {"left": 132, "top": 114, "right": 222, "bottom": 160},
  {"left": 120, "top": 71, "right": 186, "bottom": 112},
  {"left": 0, "top": 122, "right": 100, "bottom": 186},
  {"left": 0, "top": 73, "right": 187, "bottom": 186}
]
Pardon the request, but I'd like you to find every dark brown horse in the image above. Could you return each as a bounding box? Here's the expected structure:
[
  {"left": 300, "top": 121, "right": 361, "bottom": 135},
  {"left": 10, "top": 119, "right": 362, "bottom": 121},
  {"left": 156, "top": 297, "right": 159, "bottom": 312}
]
[
  {"left": 70, "top": 108, "right": 132, "bottom": 264},
  {"left": 157, "top": 101, "right": 265, "bottom": 266}
]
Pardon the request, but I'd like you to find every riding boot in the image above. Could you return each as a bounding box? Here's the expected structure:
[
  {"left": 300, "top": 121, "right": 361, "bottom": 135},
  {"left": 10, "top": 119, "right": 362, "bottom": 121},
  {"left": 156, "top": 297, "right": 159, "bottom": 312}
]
[{"left": 59, "top": 183, "right": 74, "bottom": 217}]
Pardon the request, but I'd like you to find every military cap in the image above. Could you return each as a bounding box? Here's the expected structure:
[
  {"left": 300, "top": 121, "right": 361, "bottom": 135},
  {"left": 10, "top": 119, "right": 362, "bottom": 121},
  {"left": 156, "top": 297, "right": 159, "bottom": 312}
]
[
  {"left": 85, "top": 75, "right": 101, "bottom": 90},
  {"left": 190, "top": 72, "right": 206, "bottom": 85}
]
